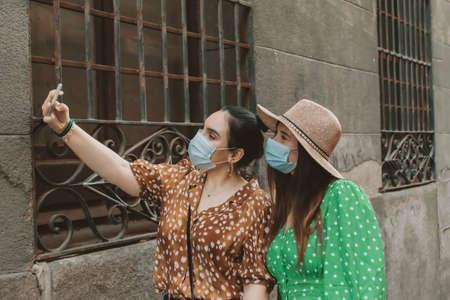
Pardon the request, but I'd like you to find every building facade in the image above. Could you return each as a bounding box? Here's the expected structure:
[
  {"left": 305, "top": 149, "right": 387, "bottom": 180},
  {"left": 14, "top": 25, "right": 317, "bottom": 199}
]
[{"left": 0, "top": 0, "right": 449, "bottom": 299}]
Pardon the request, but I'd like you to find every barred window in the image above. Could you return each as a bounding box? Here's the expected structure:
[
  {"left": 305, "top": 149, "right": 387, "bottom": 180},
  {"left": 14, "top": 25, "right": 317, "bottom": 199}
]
[
  {"left": 377, "top": 0, "right": 433, "bottom": 191},
  {"left": 31, "top": 0, "right": 254, "bottom": 260}
]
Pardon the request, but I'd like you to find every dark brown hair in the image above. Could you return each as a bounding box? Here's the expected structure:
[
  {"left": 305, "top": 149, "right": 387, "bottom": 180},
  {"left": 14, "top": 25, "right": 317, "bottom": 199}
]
[
  {"left": 266, "top": 142, "right": 335, "bottom": 265},
  {"left": 221, "top": 106, "right": 265, "bottom": 169}
]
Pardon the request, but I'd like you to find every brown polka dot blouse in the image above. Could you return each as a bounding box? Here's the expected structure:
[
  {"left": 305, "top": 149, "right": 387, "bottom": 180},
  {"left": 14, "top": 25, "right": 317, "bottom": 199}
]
[{"left": 130, "top": 158, "right": 275, "bottom": 299}]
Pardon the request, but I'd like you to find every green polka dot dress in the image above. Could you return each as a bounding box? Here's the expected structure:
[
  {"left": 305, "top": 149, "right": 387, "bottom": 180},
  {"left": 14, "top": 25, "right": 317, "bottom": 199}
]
[{"left": 266, "top": 180, "right": 386, "bottom": 300}]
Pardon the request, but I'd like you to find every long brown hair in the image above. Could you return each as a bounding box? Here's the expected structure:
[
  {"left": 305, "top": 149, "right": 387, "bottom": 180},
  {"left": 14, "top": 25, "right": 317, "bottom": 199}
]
[{"left": 266, "top": 143, "right": 335, "bottom": 265}]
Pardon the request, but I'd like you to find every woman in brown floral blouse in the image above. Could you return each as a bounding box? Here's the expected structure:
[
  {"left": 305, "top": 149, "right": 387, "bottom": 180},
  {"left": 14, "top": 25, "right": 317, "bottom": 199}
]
[{"left": 41, "top": 89, "right": 274, "bottom": 300}]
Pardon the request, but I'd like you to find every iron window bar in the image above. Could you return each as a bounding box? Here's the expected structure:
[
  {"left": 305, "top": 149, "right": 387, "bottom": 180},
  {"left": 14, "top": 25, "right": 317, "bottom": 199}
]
[
  {"left": 377, "top": 0, "right": 433, "bottom": 192},
  {"left": 31, "top": 0, "right": 256, "bottom": 259}
]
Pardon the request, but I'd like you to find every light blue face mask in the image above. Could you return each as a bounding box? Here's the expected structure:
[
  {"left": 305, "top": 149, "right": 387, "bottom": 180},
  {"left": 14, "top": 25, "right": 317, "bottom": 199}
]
[
  {"left": 264, "top": 137, "right": 297, "bottom": 174},
  {"left": 188, "top": 131, "right": 234, "bottom": 171}
]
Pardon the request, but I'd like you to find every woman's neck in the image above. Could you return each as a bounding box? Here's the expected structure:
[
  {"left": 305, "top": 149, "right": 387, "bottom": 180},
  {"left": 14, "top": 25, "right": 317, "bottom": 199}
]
[{"left": 205, "top": 165, "right": 243, "bottom": 188}]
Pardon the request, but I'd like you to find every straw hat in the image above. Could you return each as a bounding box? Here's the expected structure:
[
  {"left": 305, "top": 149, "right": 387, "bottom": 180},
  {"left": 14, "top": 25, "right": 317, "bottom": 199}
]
[{"left": 257, "top": 99, "right": 343, "bottom": 179}]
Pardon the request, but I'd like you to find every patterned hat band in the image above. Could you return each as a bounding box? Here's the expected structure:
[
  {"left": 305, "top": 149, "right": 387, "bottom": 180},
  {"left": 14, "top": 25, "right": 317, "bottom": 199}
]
[{"left": 280, "top": 115, "right": 330, "bottom": 160}]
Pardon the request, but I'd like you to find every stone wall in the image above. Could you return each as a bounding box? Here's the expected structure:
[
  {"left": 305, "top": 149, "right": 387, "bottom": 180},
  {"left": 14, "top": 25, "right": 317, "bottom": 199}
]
[
  {"left": 252, "top": 0, "right": 447, "bottom": 299},
  {"left": 0, "top": 1, "right": 37, "bottom": 298},
  {"left": 0, "top": 0, "right": 449, "bottom": 299},
  {"left": 431, "top": 0, "right": 450, "bottom": 297}
]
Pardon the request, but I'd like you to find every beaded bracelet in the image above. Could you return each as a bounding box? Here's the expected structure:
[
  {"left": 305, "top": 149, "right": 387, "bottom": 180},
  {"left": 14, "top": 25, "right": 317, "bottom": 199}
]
[{"left": 54, "top": 119, "right": 74, "bottom": 137}]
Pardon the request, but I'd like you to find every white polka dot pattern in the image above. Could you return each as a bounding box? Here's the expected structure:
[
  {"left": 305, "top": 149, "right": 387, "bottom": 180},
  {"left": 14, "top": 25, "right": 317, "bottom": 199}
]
[
  {"left": 266, "top": 180, "right": 386, "bottom": 300},
  {"left": 130, "top": 158, "right": 275, "bottom": 299}
]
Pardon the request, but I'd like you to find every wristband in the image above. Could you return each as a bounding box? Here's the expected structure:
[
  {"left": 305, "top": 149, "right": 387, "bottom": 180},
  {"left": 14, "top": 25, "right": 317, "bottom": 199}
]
[{"left": 54, "top": 119, "right": 74, "bottom": 137}]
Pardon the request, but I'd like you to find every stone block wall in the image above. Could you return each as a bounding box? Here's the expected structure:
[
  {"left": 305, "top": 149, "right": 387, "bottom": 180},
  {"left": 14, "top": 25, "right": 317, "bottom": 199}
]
[{"left": 0, "top": 0, "right": 449, "bottom": 299}]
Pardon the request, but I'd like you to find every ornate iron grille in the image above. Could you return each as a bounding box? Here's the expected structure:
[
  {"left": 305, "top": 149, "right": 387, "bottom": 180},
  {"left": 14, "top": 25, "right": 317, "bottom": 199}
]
[
  {"left": 31, "top": 0, "right": 255, "bottom": 260},
  {"left": 377, "top": 0, "right": 434, "bottom": 191}
]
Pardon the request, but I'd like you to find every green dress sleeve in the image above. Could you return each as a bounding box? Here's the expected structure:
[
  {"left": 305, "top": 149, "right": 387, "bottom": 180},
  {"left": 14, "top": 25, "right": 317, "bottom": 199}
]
[{"left": 322, "top": 180, "right": 386, "bottom": 300}]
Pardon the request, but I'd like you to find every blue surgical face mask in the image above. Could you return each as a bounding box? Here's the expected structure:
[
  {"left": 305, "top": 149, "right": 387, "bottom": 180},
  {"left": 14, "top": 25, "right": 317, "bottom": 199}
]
[
  {"left": 264, "top": 137, "right": 297, "bottom": 174},
  {"left": 188, "top": 130, "right": 234, "bottom": 171}
]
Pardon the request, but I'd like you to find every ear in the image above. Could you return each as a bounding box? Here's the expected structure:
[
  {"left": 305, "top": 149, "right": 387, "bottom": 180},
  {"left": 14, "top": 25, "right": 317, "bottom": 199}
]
[{"left": 228, "top": 148, "right": 245, "bottom": 164}]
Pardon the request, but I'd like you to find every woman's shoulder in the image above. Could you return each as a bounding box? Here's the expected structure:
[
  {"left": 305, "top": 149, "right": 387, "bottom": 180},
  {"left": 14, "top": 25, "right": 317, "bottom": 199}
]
[
  {"left": 326, "top": 179, "right": 364, "bottom": 194},
  {"left": 251, "top": 180, "right": 273, "bottom": 208},
  {"left": 323, "top": 179, "right": 369, "bottom": 209},
  {"left": 239, "top": 180, "right": 273, "bottom": 228},
  {"left": 130, "top": 158, "right": 201, "bottom": 192},
  {"left": 236, "top": 179, "right": 272, "bottom": 213}
]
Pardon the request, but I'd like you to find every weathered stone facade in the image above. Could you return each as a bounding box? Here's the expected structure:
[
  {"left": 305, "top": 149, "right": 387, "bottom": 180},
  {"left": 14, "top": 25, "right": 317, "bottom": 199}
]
[{"left": 1, "top": 0, "right": 449, "bottom": 299}]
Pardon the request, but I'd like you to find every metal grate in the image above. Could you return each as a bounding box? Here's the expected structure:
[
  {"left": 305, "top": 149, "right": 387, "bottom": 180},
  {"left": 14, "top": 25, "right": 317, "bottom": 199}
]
[
  {"left": 377, "top": 0, "right": 434, "bottom": 191},
  {"left": 31, "top": 0, "right": 255, "bottom": 260}
]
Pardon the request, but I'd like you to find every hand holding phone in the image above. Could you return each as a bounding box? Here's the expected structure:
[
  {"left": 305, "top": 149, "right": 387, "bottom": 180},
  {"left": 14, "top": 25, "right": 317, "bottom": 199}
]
[
  {"left": 42, "top": 85, "right": 70, "bottom": 134},
  {"left": 47, "top": 83, "right": 63, "bottom": 117}
]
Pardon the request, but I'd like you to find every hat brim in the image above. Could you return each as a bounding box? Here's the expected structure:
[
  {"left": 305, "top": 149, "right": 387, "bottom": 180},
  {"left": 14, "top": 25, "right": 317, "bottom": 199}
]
[{"left": 257, "top": 104, "right": 343, "bottom": 179}]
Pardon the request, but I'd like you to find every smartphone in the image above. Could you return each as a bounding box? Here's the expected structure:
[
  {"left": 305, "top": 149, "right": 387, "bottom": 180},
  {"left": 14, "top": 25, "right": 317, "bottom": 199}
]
[{"left": 47, "top": 83, "right": 63, "bottom": 117}]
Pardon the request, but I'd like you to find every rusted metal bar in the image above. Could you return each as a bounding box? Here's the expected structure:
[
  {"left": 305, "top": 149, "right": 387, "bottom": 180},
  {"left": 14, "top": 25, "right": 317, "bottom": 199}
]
[
  {"left": 225, "top": 0, "right": 251, "bottom": 7},
  {"left": 379, "top": 54, "right": 386, "bottom": 130},
  {"left": 413, "top": 0, "right": 418, "bottom": 60},
  {"left": 85, "top": 0, "right": 94, "bottom": 119},
  {"left": 35, "top": 232, "right": 158, "bottom": 262},
  {"left": 426, "top": 66, "right": 432, "bottom": 130},
  {"left": 396, "top": 0, "right": 403, "bottom": 55},
  {"left": 382, "top": 0, "right": 392, "bottom": 129},
  {"left": 386, "top": 53, "right": 393, "bottom": 131},
  {"left": 32, "top": 55, "right": 252, "bottom": 88},
  {"left": 392, "top": 62, "right": 398, "bottom": 132},
  {"left": 399, "top": 59, "right": 406, "bottom": 131},
  {"left": 418, "top": 0, "right": 423, "bottom": 61},
  {"left": 424, "top": 0, "right": 430, "bottom": 62},
  {"left": 377, "top": 48, "right": 431, "bottom": 66},
  {"left": 383, "top": 0, "right": 390, "bottom": 51},
  {"left": 378, "top": 9, "right": 428, "bottom": 33},
  {"left": 32, "top": 0, "right": 251, "bottom": 50},
  {"left": 200, "top": 0, "right": 208, "bottom": 119},
  {"left": 113, "top": 0, "right": 121, "bottom": 120},
  {"left": 32, "top": 0, "right": 258, "bottom": 259},
  {"left": 379, "top": 178, "right": 434, "bottom": 192},
  {"left": 181, "top": 0, "right": 190, "bottom": 122},
  {"left": 377, "top": 0, "right": 385, "bottom": 130},
  {"left": 408, "top": 0, "right": 414, "bottom": 59},
  {"left": 137, "top": 0, "right": 147, "bottom": 121},
  {"left": 161, "top": 0, "right": 169, "bottom": 122},
  {"left": 248, "top": 6, "right": 256, "bottom": 112},
  {"left": 53, "top": 0, "right": 62, "bottom": 85},
  {"left": 402, "top": 0, "right": 409, "bottom": 58},
  {"left": 425, "top": 0, "right": 433, "bottom": 131},
  {"left": 414, "top": 64, "right": 420, "bottom": 131},
  {"left": 400, "top": 0, "right": 409, "bottom": 131},
  {"left": 403, "top": 0, "right": 411, "bottom": 131},
  {"left": 411, "top": 61, "right": 417, "bottom": 131},
  {"left": 32, "top": 116, "right": 203, "bottom": 127},
  {"left": 420, "top": 65, "right": 426, "bottom": 130},
  {"left": 234, "top": 3, "right": 241, "bottom": 106},
  {"left": 391, "top": 0, "right": 397, "bottom": 54},
  {"left": 381, "top": 129, "right": 434, "bottom": 133},
  {"left": 389, "top": 1, "right": 399, "bottom": 131},
  {"left": 218, "top": 0, "right": 225, "bottom": 107}
]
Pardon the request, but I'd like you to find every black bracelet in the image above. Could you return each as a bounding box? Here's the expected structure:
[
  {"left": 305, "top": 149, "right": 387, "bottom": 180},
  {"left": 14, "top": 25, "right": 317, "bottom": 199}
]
[{"left": 54, "top": 119, "right": 74, "bottom": 137}]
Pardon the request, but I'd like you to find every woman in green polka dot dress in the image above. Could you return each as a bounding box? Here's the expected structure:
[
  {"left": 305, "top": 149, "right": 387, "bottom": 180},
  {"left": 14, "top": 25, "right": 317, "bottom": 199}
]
[{"left": 257, "top": 100, "right": 386, "bottom": 300}]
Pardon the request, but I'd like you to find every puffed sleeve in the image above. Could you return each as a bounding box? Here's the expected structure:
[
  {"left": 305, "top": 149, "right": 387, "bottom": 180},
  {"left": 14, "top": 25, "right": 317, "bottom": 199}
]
[
  {"left": 237, "top": 192, "right": 276, "bottom": 291},
  {"left": 129, "top": 158, "right": 192, "bottom": 206},
  {"left": 322, "top": 180, "right": 386, "bottom": 300}
]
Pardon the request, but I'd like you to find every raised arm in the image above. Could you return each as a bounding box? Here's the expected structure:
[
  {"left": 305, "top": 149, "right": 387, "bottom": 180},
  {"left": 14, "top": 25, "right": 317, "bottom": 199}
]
[{"left": 41, "top": 89, "right": 140, "bottom": 197}]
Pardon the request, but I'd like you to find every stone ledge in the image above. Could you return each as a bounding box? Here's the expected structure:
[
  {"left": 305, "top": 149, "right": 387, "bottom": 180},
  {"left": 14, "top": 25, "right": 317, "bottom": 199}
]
[
  {"left": 42, "top": 240, "right": 159, "bottom": 300},
  {"left": 371, "top": 184, "right": 440, "bottom": 300}
]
